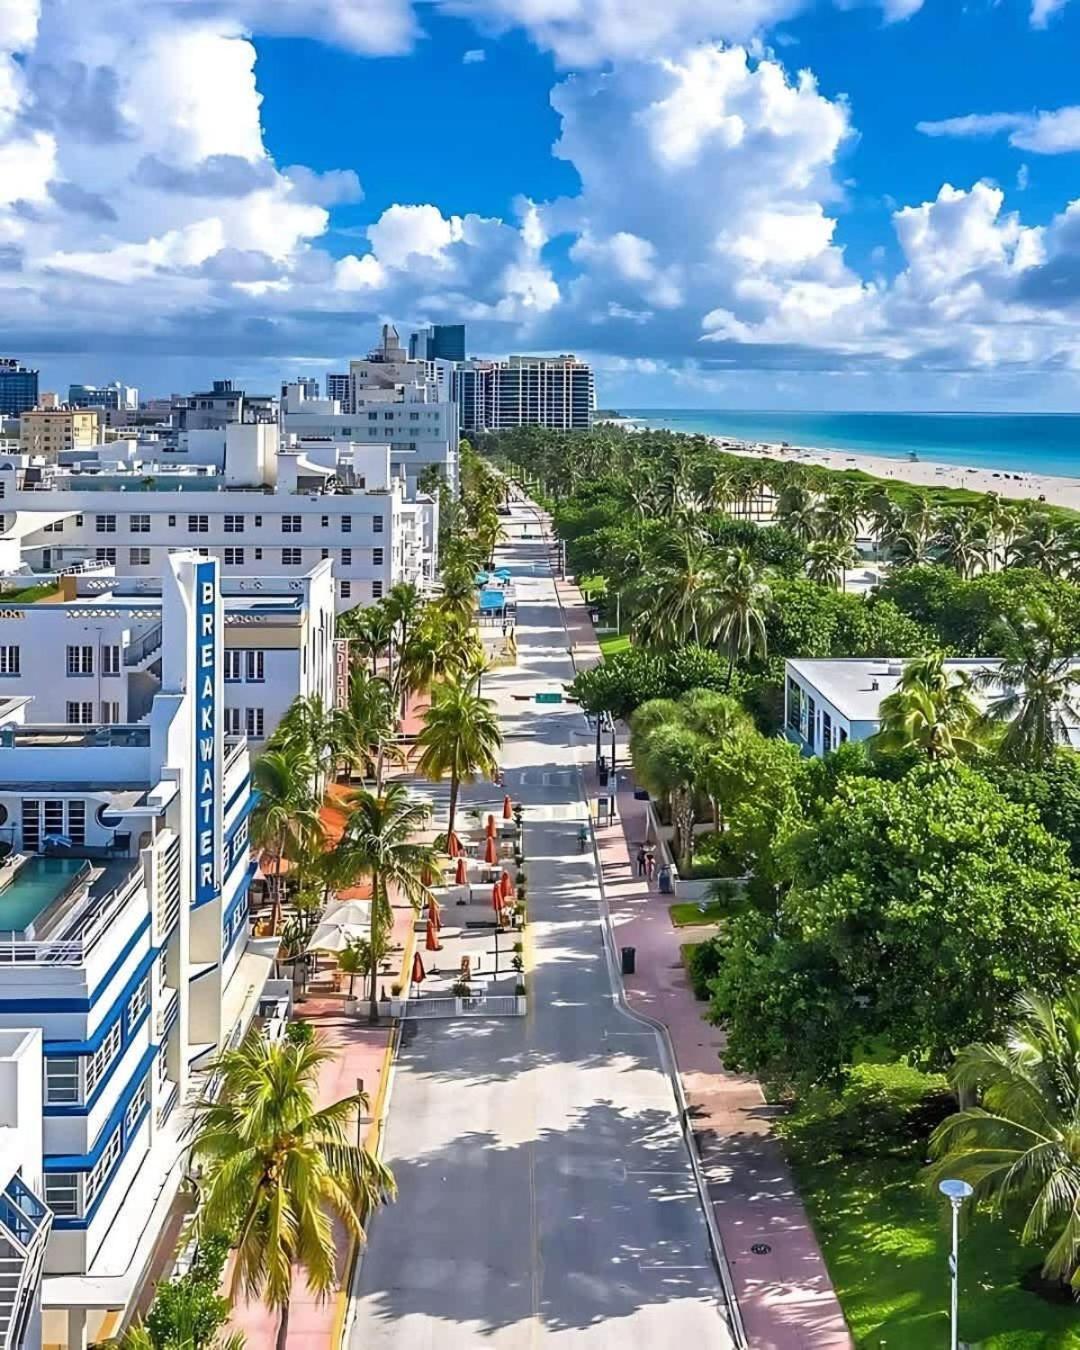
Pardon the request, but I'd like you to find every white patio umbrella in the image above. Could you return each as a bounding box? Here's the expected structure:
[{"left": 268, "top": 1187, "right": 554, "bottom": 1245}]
[
  {"left": 322, "top": 898, "right": 373, "bottom": 929},
  {"left": 307, "top": 921, "right": 364, "bottom": 954}
]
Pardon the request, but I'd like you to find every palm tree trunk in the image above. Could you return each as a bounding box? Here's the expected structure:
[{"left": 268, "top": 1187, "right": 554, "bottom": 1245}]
[
  {"left": 368, "top": 874, "right": 383, "bottom": 1024},
  {"left": 275, "top": 1300, "right": 290, "bottom": 1350},
  {"left": 447, "top": 772, "right": 460, "bottom": 842}
]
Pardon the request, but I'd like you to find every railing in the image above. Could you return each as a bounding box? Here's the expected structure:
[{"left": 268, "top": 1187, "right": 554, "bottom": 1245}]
[
  {"left": 0, "top": 865, "right": 142, "bottom": 965},
  {"left": 400, "top": 993, "right": 524, "bottom": 1019},
  {"left": 224, "top": 735, "right": 248, "bottom": 771},
  {"left": 156, "top": 988, "right": 179, "bottom": 1038},
  {"left": 124, "top": 622, "right": 163, "bottom": 666}
]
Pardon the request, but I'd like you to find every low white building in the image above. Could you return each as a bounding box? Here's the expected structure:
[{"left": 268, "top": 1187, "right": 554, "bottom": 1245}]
[
  {"left": 0, "top": 552, "right": 278, "bottom": 1347},
  {"left": 784, "top": 656, "right": 1080, "bottom": 755},
  {"left": 0, "top": 562, "right": 335, "bottom": 747}
]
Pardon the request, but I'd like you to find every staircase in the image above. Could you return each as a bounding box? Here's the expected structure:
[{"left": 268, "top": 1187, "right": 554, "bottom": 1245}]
[
  {"left": 0, "top": 1175, "right": 50, "bottom": 1350},
  {"left": 124, "top": 621, "right": 163, "bottom": 669}
]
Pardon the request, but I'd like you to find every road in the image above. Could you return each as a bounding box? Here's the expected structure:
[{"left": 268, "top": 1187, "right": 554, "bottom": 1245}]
[{"left": 346, "top": 508, "right": 735, "bottom": 1348}]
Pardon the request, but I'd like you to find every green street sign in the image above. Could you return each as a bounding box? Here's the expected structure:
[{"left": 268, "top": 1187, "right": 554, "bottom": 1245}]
[{"left": 535, "top": 692, "right": 563, "bottom": 704}]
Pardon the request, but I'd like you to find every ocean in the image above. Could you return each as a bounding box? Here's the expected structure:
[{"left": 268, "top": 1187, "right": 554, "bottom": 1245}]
[{"left": 621, "top": 410, "right": 1080, "bottom": 481}]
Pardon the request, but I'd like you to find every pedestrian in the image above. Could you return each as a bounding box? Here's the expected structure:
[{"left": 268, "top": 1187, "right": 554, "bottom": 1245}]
[
  {"left": 644, "top": 848, "right": 656, "bottom": 883},
  {"left": 636, "top": 846, "right": 646, "bottom": 877}
]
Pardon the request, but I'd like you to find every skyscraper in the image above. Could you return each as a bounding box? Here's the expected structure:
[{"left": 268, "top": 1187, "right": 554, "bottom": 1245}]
[
  {"left": 409, "top": 324, "right": 466, "bottom": 362},
  {"left": 456, "top": 354, "right": 594, "bottom": 432},
  {"left": 0, "top": 359, "right": 39, "bottom": 416}
]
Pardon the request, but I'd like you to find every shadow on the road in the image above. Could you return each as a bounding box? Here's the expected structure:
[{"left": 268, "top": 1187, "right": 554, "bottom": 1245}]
[{"left": 355, "top": 1099, "right": 726, "bottom": 1338}]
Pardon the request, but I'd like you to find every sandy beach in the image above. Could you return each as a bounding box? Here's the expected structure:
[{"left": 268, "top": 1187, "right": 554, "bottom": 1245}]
[{"left": 715, "top": 438, "right": 1080, "bottom": 513}]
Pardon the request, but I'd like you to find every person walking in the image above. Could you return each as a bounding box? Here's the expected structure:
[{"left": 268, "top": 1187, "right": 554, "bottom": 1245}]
[{"left": 636, "top": 846, "right": 646, "bottom": 877}]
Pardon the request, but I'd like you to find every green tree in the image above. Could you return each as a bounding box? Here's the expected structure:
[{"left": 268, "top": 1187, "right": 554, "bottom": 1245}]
[
  {"left": 984, "top": 750, "right": 1080, "bottom": 868},
  {"left": 330, "top": 784, "right": 438, "bottom": 1021},
  {"left": 331, "top": 669, "right": 401, "bottom": 792},
  {"left": 805, "top": 535, "right": 857, "bottom": 591},
  {"left": 187, "top": 1032, "right": 394, "bottom": 1350},
  {"left": 713, "top": 548, "right": 770, "bottom": 687},
  {"left": 927, "top": 987, "right": 1080, "bottom": 1293},
  {"left": 250, "top": 747, "right": 320, "bottom": 927},
  {"left": 977, "top": 599, "right": 1080, "bottom": 766},
  {"left": 873, "top": 651, "right": 982, "bottom": 759},
  {"left": 415, "top": 678, "right": 501, "bottom": 840}
]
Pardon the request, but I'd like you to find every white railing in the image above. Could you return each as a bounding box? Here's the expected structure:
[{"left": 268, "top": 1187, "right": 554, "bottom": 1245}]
[
  {"left": 0, "top": 866, "right": 142, "bottom": 965},
  {"left": 400, "top": 993, "right": 524, "bottom": 1019}
]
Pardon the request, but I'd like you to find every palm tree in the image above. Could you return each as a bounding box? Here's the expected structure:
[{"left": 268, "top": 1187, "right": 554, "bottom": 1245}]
[
  {"left": 415, "top": 679, "right": 501, "bottom": 841},
  {"left": 187, "top": 1031, "right": 395, "bottom": 1350},
  {"left": 936, "top": 508, "right": 988, "bottom": 580},
  {"left": 874, "top": 651, "right": 982, "bottom": 759},
  {"left": 977, "top": 600, "right": 1080, "bottom": 766},
  {"left": 630, "top": 536, "right": 721, "bottom": 648},
  {"left": 713, "top": 548, "right": 770, "bottom": 687},
  {"left": 1011, "top": 511, "right": 1062, "bottom": 576},
  {"left": 339, "top": 604, "right": 394, "bottom": 677},
  {"left": 806, "top": 535, "right": 857, "bottom": 590},
  {"left": 251, "top": 747, "right": 320, "bottom": 931},
  {"left": 331, "top": 784, "right": 438, "bottom": 1020},
  {"left": 270, "top": 694, "right": 338, "bottom": 778},
  {"left": 382, "top": 581, "right": 425, "bottom": 702},
  {"left": 331, "top": 670, "right": 401, "bottom": 791},
  {"left": 927, "top": 988, "right": 1080, "bottom": 1294}
]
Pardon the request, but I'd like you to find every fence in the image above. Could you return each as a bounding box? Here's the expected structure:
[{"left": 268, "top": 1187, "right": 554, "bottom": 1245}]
[{"left": 399, "top": 993, "right": 525, "bottom": 1020}]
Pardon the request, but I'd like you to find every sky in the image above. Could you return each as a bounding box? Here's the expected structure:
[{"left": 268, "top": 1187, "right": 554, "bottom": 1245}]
[{"left": 4, "top": 1, "right": 1080, "bottom": 410}]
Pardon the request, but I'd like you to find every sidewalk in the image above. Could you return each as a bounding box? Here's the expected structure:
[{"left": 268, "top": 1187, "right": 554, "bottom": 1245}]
[{"left": 555, "top": 578, "right": 851, "bottom": 1349}]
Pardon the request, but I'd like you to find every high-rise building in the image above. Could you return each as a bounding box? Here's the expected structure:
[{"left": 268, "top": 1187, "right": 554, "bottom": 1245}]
[
  {"left": 326, "top": 373, "right": 350, "bottom": 407},
  {"left": 0, "top": 359, "right": 39, "bottom": 416},
  {"left": 456, "top": 355, "right": 594, "bottom": 432},
  {"left": 20, "top": 407, "right": 100, "bottom": 458},
  {"left": 67, "top": 382, "right": 138, "bottom": 411},
  {"left": 282, "top": 377, "right": 319, "bottom": 403},
  {"left": 409, "top": 324, "right": 466, "bottom": 363}
]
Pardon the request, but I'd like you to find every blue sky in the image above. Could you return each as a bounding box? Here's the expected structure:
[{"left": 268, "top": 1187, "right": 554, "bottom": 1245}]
[{"left": 4, "top": 0, "right": 1080, "bottom": 409}]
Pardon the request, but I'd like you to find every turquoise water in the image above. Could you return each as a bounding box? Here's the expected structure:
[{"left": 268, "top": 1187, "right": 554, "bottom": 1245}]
[
  {"left": 622, "top": 410, "right": 1080, "bottom": 480},
  {"left": 0, "top": 856, "right": 89, "bottom": 932}
]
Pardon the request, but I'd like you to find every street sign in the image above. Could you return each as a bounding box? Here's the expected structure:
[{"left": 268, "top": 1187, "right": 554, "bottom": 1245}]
[{"left": 535, "top": 692, "right": 563, "bottom": 704}]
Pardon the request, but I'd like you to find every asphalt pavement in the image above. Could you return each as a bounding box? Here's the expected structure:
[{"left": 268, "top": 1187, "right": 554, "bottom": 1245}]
[{"left": 346, "top": 513, "right": 735, "bottom": 1348}]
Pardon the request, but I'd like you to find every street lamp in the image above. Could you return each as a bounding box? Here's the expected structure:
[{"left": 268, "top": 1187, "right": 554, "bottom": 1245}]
[{"left": 939, "top": 1177, "right": 973, "bottom": 1350}]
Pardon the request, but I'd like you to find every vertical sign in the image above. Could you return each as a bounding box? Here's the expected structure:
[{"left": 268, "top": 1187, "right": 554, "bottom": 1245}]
[
  {"left": 194, "top": 560, "right": 220, "bottom": 908},
  {"left": 333, "top": 638, "right": 350, "bottom": 709}
]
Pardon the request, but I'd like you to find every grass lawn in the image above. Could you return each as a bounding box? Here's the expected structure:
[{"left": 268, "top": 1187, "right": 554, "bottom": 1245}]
[
  {"left": 777, "top": 1064, "right": 1080, "bottom": 1349},
  {"left": 0, "top": 582, "right": 61, "bottom": 604},
  {"left": 598, "top": 632, "right": 630, "bottom": 658},
  {"left": 669, "top": 901, "right": 726, "bottom": 927}
]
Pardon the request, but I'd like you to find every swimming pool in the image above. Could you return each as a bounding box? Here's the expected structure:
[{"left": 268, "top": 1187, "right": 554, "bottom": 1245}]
[{"left": 0, "top": 857, "right": 91, "bottom": 934}]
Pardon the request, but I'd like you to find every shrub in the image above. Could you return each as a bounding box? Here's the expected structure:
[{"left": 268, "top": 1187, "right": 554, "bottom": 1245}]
[
  {"left": 285, "top": 1019, "right": 314, "bottom": 1046},
  {"left": 390, "top": 980, "right": 402, "bottom": 997},
  {"left": 681, "top": 832, "right": 747, "bottom": 880},
  {"left": 687, "top": 936, "right": 726, "bottom": 1000}
]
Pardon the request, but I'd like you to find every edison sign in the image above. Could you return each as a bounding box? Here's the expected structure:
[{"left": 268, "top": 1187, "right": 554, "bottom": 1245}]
[{"left": 194, "top": 560, "right": 220, "bottom": 908}]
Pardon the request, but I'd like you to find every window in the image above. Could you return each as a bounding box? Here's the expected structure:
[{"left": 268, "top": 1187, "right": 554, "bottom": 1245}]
[
  {"left": 167, "top": 514, "right": 176, "bottom": 527},
  {"left": 101, "top": 645, "right": 120, "bottom": 677},
  {"left": 95, "top": 514, "right": 116, "bottom": 533},
  {"left": 127, "top": 977, "right": 149, "bottom": 1029},
  {"left": 372, "top": 580, "right": 383, "bottom": 600},
  {"left": 281, "top": 515, "right": 301, "bottom": 533},
  {"left": 66, "top": 702, "right": 94, "bottom": 724},
  {"left": 224, "top": 514, "right": 244, "bottom": 534},
  {"left": 128, "top": 547, "right": 150, "bottom": 566},
  {"left": 67, "top": 799, "right": 85, "bottom": 846},
  {"left": 786, "top": 679, "right": 801, "bottom": 733},
  {"left": 187, "top": 514, "right": 208, "bottom": 533},
  {"left": 342, "top": 515, "right": 352, "bottom": 533},
  {"left": 84, "top": 1126, "right": 121, "bottom": 1210},
  {"left": 822, "top": 710, "right": 833, "bottom": 753},
  {"left": 124, "top": 1077, "right": 149, "bottom": 1139},
  {"left": 223, "top": 707, "right": 242, "bottom": 736},
  {"left": 245, "top": 707, "right": 264, "bottom": 739},
  {"left": 45, "top": 1056, "right": 80, "bottom": 1105},
  {"left": 409, "top": 412, "right": 419, "bottom": 421},
  {"left": 96, "top": 547, "right": 117, "bottom": 565},
  {"left": 253, "top": 548, "right": 263, "bottom": 561},
  {"left": 281, "top": 548, "right": 302, "bottom": 566},
  {"left": 254, "top": 515, "right": 262, "bottom": 527},
  {"left": 44, "top": 1174, "right": 79, "bottom": 1218},
  {"left": 321, "top": 515, "right": 329, "bottom": 528},
  {"left": 373, "top": 515, "right": 384, "bottom": 534},
  {"left": 838, "top": 727, "right": 848, "bottom": 744},
  {"left": 806, "top": 695, "right": 817, "bottom": 749},
  {"left": 100, "top": 701, "right": 120, "bottom": 725},
  {"left": 129, "top": 514, "right": 150, "bottom": 533},
  {"left": 340, "top": 581, "right": 351, "bottom": 600},
  {"left": 320, "top": 548, "right": 329, "bottom": 560},
  {"left": 372, "top": 547, "right": 383, "bottom": 567},
  {"left": 368, "top": 411, "right": 377, "bottom": 420},
  {"left": 224, "top": 547, "right": 244, "bottom": 566},
  {"left": 85, "top": 1021, "right": 121, "bottom": 1098},
  {"left": 341, "top": 548, "right": 352, "bottom": 566},
  {"left": 66, "top": 645, "right": 93, "bottom": 676},
  {"left": 383, "top": 411, "right": 394, "bottom": 421},
  {"left": 0, "top": 645, "right": 19, "bottom": 676},
  {"left": 224, "top": 651, "right": 242, "bottom": 683},
  {"left": 75, "top": 514, "right": 83, "bottom": 527},
  {"left": 43, "top": 519, "right": 63, "bottom": 533},
  {"left": 245, "top": 651, "right": 264, "bottom": 683}
]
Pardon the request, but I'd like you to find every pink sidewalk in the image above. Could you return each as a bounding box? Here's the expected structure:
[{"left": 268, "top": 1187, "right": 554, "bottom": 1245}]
[{"left": 552, "top": 569, "right": 851, "bottom": 1349}]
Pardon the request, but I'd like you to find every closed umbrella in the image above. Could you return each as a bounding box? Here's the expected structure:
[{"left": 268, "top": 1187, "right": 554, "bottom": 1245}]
[
  {"left": 429, "top": 897, "right": 443, "bottom": 931},
  {"left": 455, "top": 856, "right": 468, "bottom": 885},
  {"left": 499, "top": 869, "right": 512, "bottom": 898},
  {"left": 491, "top": 883, "right": 503, "bottom": 915},
  {"left": 484, "top": 835, "right": 498, "bottom": 864},
  {"left": 486, "top": 813, "right": 496, "bottom": 836},
  {"left": 503, "top": 795, "right": 513, "bottom": 820},
  {"left": 447, "top": 831, "right": 461, "bottom": 858},
  {"left": 411, "top": 951, "right": 426, "bottom": 984},
  {"left": 425, "top": 916, "right": 442, "bottom": 952}
]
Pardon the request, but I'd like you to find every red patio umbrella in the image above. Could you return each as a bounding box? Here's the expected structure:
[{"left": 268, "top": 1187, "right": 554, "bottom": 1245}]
[
  {"left": 411, "top": 951, "right": 426, "bottom": 984},
  {"left": 447, "top": 831, "right": 461, "bottom": 858},
  {"left": 499, "top": 869, "right": 512, "bottom": 898},
  {"left": 484, "top": 835, "right": 498, "bottom": 864},
  {"left": 491, "top": 882, "right": 502, "bottom": 912},
  {"left": 486, "top": 813, "right": 496, "bottom": 836},
  {"left": 425, "top": 916, "right": 442, "bottom": 952},
  {"left": 502, "top": 794, "right": 513, "bottom": 820},
  {"left": 429, "top": 895, "right": 442, "bottom": 929},
  {"left": 455, "top": 855, "right": 468, "bottom": 885},
  {"left": 421, "top": 862, "right": 435, "bottom": 886}
]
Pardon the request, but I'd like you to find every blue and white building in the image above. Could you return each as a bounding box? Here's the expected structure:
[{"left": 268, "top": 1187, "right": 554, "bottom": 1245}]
[{"left": 0, "top": 552, "right": 274, "bottom": 1347}]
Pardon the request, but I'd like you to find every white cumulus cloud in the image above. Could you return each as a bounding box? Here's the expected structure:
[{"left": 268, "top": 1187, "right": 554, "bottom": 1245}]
[{"left": 918, "top": 106, "right": 1080, "bottom": 154}]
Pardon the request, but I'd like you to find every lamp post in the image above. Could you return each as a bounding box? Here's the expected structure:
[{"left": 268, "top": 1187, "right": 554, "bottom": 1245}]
[
  {"left": 939, "top": 1177, "right": 973, "bottom": 1350},
  {"left": 355, "top": 1075, "right": 365, "bottom": 1149}
]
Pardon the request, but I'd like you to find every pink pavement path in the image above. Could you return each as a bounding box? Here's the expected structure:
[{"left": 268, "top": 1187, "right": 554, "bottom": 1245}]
[{"left": 552, "top": 571, "right": 851, "bottom": 1349}]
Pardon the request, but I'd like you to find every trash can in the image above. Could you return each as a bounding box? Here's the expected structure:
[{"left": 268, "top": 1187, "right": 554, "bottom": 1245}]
[
  {"left": 658, "top": 865, "right": 673, "bottom": 895},
  {"left": 621, "top": 946, "right": 636, "bottom": 976}
]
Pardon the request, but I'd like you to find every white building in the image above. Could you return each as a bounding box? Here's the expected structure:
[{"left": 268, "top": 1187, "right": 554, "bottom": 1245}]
[
  {"left": 0, "top": 562, "right": 335, "bottom": 747},
  {"left": 0, "top": 432, "right": 437, "bottom": 615},
  {"left": 0, "top": 551, "right": 278, "bottom": 1347},
  {"left": 456, "top": 354, "right": 594, "bottom": 432},
  {"left": 784, "top": 656, "right": 1080, "bottom": 756}
]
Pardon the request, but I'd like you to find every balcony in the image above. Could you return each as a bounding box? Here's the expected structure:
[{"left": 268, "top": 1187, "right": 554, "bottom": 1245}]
[{"left": 0, "top": 860, "right": 142, "bottom": 965}]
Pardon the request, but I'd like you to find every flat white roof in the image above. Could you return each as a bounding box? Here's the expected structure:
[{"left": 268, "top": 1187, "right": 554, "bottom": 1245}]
[{"left": 786, "top": 658, "right": 1000, "bottom": 723}]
